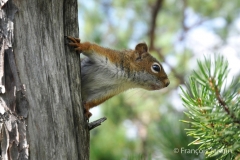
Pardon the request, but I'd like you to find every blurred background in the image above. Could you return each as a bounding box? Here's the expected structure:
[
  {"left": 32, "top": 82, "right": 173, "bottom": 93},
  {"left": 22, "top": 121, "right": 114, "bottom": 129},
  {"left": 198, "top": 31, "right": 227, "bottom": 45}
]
[{"left": 77, "top": 0, "right": 240, "bottom": 159}]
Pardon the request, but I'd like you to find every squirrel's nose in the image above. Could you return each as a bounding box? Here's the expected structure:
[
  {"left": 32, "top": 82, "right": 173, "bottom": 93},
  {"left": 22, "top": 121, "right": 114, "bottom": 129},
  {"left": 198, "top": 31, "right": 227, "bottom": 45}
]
[{"left": 164, "top": 79, "right": 170, "bottom": 87}]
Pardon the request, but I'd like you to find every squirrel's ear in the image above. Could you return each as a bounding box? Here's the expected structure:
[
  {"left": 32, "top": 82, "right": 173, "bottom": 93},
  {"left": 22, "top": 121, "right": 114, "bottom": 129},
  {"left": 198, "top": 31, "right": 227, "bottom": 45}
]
[{"left": 135, "top": 43, "right": 148, "bottom": 54}]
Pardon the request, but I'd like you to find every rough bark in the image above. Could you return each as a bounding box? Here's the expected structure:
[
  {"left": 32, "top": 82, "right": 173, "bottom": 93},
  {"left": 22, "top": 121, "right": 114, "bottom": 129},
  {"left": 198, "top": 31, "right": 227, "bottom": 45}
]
[{"left": 0, "top": 0, "right": 89, "bottom": 159}]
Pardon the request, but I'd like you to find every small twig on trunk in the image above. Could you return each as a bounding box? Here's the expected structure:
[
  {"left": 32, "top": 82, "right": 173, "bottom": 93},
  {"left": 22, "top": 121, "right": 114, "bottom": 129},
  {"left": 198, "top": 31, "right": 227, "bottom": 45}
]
[{"left": 88, "top": 117, "right": 107, "bottom": 130}]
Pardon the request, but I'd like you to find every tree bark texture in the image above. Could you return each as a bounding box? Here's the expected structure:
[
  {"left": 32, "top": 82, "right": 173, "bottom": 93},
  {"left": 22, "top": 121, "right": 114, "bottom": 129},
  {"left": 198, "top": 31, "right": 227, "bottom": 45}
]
[{"left": 0, "top": 0, "right": 89, "bottom": 159}]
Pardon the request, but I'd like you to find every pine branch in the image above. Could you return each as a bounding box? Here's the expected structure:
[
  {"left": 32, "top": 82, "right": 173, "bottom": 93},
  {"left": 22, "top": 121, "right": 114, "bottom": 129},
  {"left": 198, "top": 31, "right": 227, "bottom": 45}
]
[
  {"left": 209, "top": 77, "right": 240, "bottom": 124},
  {"left": 181, "top": 55, "right": 240, "bottom": 159}
]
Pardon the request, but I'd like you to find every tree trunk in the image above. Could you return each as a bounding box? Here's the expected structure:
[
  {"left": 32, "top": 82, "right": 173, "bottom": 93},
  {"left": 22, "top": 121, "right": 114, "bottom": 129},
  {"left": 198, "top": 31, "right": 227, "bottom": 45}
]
[{"left": 0, "top": 0, "right": 89, "bottom": 159}]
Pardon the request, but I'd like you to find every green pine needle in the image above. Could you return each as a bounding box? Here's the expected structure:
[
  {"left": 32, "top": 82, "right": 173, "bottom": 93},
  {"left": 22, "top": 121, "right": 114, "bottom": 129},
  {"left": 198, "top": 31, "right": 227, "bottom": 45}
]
[{"left": 180, "top": 55, "right": 240, "bottom": 159}]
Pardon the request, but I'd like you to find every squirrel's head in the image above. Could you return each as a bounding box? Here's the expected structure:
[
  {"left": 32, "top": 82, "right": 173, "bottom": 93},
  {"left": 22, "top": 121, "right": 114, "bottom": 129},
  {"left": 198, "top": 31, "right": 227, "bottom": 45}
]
[{"left": 129, "top": 43, "right": 170, "bottom": 90}]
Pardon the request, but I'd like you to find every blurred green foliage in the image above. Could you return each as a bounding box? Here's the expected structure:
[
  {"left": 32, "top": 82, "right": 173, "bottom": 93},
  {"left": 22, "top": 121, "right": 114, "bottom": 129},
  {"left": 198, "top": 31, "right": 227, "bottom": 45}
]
[{"left": 78, "top": 0, "right": 240, "bottom": 159}]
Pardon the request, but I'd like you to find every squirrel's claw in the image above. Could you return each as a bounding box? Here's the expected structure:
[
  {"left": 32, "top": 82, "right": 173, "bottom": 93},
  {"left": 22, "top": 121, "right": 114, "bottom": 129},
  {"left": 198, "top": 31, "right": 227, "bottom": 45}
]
[
  {"left": 66, "top": 36, "right": 82, "bottom": 54},
  {"left": 75, "top": 47, "right": 83, "bottom": 52},
  {"left": 85, "top": 111, "right": 92, "bottom": 120},
  {"left": 74, "top": 38, "right": 80, "bottom": 43},
  {"left": 68, "top": 42, "right": 79, "bottom": 47},
  {"left": 84, "top": 103, "right": 92, "bottom": 120},
  {"left": 66, "top": 36, "right": 81, "bottom": 43}
]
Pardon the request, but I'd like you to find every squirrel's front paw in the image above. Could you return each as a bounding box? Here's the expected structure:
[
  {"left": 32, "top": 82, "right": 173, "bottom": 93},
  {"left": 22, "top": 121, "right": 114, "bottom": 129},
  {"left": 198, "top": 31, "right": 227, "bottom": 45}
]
[{"left": 66, "top": 36, "right": 82, "bottom": 53}]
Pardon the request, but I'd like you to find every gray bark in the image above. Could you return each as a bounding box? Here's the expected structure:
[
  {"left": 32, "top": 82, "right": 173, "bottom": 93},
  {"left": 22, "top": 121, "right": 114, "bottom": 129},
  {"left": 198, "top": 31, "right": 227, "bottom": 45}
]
[{"left": 0, "top": 0, "right": 89, "bottom": 159}]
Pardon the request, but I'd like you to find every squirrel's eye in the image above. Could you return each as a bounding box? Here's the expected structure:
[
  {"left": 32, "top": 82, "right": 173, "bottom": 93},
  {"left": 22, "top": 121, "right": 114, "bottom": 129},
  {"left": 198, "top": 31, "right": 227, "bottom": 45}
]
[{"left": 151, "top": 63, "right": 161, "bottom": 73}]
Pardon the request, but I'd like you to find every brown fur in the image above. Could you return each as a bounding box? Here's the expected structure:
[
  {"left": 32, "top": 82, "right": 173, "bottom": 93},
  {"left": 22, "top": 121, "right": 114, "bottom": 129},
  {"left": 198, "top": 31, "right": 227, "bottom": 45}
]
[{"left": 67, "top": 36, "right": 169, "bottom": 119}]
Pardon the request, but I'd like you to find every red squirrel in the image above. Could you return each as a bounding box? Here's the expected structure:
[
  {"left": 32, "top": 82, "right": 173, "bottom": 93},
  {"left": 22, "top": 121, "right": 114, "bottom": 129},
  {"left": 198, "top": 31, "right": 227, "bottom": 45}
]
[{"left": 66, "top": 36, "right": 170, "bottom": 119}]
